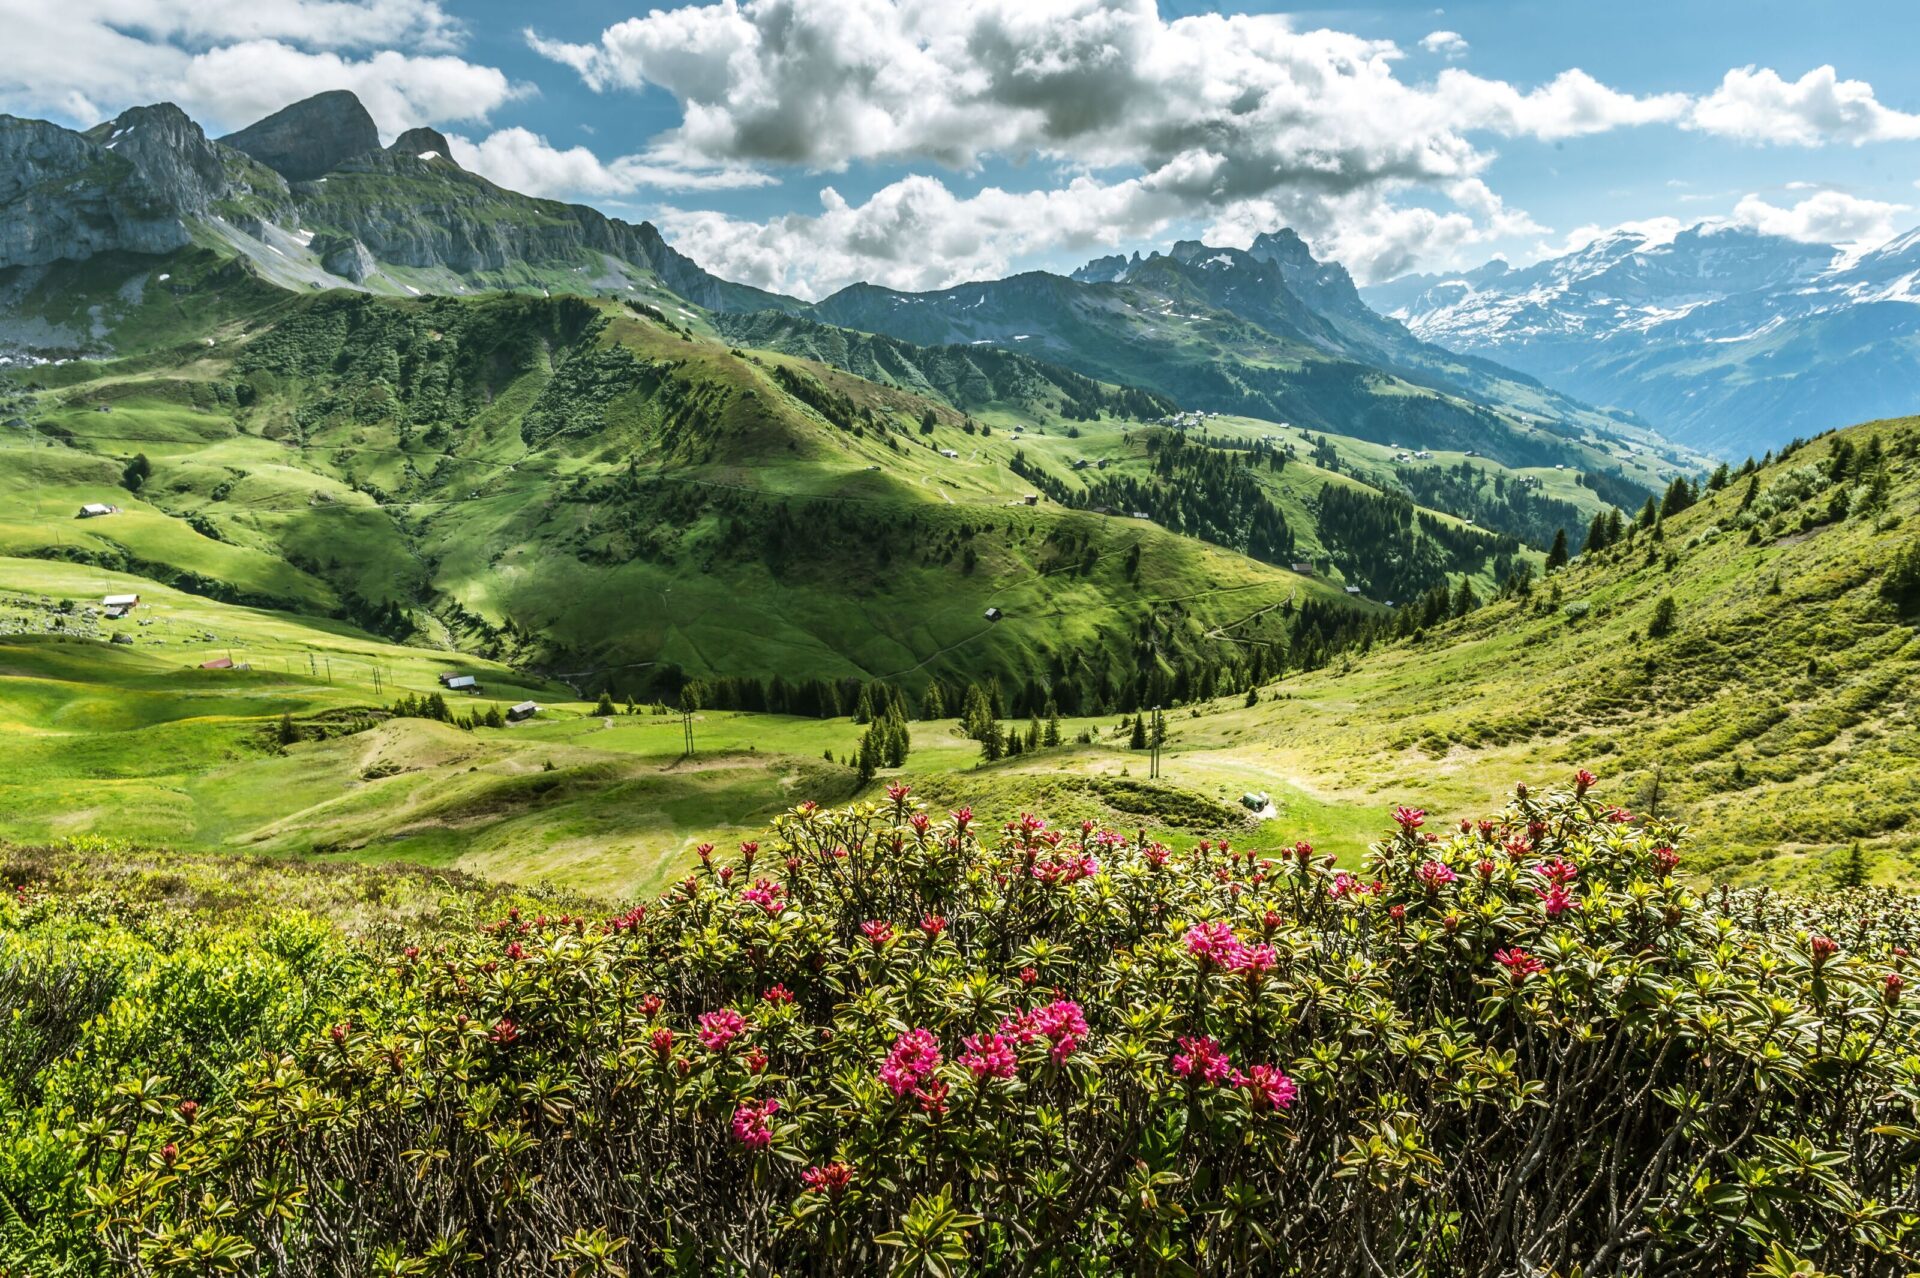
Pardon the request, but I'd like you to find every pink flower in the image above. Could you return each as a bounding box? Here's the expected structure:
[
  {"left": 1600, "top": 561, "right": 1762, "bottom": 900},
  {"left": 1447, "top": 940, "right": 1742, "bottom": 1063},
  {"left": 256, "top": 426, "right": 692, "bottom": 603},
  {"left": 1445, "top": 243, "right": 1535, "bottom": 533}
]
[
  {"left": 1019, "top": 967, "right": 1039, "bottom": 987},
  {"left": 1810, "top": 936, "right": 1840, "bottom": 966},
  {"left": 1886, "top": 973, "right": 1905, "bottom": 1005},
  {"left": 649, "top": 1027, "right": 674, "bottom": 1056},
  {"left": 960, "top": 1032, "right": 1019, "bottom": 1080},
  {"left": 1416, "top": 861, "right": 1458, "bottom": 891},
  {"left": 1651, "top": 846, "right": 1680, "bottom": 875},
  {"left": 698, "top": 1009, "right": 748, "bottom": 1052},
  {"left": 1574, "top": 769, "right": 1597, "bottom": 795},
  {"left": 1537, "top": 858, "right": 1580, "bottom": 886},
  {"left": 1001, "top": 1000, "right": 1090, "bottom": 1062},
  {"left": 731, "top": 1098, "right": 780, "bottom": 1150},
  {"left": 1185, "top": 920, "right": 1239, "bottom": 964},
  {"left": 1233, "top": 943, "right": 1277, "bottom": 976},
  {"left": 763, "top": 984, "right": 794, "bottom": 1005},
  {"left": 1495, "top": 948, "right": 1545, "bottom": 983},
  {"left": 1393, "top": 806, "right": 1427, "bottom": 832},
  {"left": 1171, "top": 1035, "right": 1237, "bottom": 1086},
  {"left": 1242, "top": 1063, "right": 1298, "bottom": 1111},
  {"left": 860, "top": 920, "right": 895, "bottom": 947},
  {"left": 878, "top": 1028, "right": 943, "bottom": 1097},
  {"left": 919, "top": 914, "right": 948, "bottom": 939},
  {"left": 802, "top": 1162, "right": 854, "bottom": 1196},
  {"left": 741, "top": 879, "right": 786, "bottom": 914},
  {"left": 886, "top": 782, "right": 912, "bottom": 804},
  {"left": 1605, "top": 807, "right": 1633, "bottom": 824},
  {"left": 1536, "top": 885, "right": 1578, "bottom": 919}
]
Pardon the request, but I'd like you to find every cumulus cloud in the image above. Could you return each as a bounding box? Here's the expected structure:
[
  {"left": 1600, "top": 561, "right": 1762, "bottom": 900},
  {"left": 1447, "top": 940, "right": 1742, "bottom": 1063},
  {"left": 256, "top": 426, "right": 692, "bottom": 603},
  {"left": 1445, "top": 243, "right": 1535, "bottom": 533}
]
[
  {"left": 0, "top": 0, "right": 521, "bottom": 134},
  {"left": 528, "top": 0, "right": 1704, "bottom": 289},
  {"left": 448, "top": 128, "right": 776, "bottom": 198},
  {"left": 1690, "top": 65, "right": 1920, "bottom": 146},
  {"left": 1419, "top": 30, "right": 1468, "bottom": 58},
  {"left": 1731, "top": 189, "right": 1911, "bottom": 249}
]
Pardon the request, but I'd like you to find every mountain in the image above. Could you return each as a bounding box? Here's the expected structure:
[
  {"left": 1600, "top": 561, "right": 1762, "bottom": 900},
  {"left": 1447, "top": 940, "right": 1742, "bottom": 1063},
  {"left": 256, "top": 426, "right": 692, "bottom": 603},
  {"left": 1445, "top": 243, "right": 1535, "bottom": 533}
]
[
  {"left": 0, "top": 93, "right": 796, "bottom": 325},
  {"left": 1370, "top": 221, "right": 1920, "bottom": 456},
  {"left": 810, "top": 233, "right": 1693, "bottom": 484}
]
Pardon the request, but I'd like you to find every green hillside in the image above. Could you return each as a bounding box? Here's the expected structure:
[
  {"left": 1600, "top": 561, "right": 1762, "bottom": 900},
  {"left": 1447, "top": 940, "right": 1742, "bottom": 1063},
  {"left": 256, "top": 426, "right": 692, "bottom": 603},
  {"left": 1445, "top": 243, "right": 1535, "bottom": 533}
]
[{"left": 1127, "top": 415, "right": 1920, "bottom": 885}]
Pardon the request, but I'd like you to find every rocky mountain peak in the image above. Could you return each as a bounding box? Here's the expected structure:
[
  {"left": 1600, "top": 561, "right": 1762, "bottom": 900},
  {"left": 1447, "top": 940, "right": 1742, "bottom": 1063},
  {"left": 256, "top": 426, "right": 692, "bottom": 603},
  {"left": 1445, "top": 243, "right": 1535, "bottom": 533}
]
[
  {"left": 389, "top": 127, "right": 458, "bottom": 166},
  {"left": 221, "top": 90, "right": 379, "bottom": 182}
]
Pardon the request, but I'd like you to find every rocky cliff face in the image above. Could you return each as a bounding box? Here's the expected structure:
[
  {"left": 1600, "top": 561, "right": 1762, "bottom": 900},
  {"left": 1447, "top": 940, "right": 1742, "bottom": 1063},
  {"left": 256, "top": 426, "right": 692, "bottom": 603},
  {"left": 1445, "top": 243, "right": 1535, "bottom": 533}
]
[
  {"left": 0, "top": 92, "right": 798, "bottom": 314},
  {"left": 0, "top": 104, "right": 289, "bottom": 269},
  {"left": 219, "top": 91, "right": 380, "bottom": 182}
]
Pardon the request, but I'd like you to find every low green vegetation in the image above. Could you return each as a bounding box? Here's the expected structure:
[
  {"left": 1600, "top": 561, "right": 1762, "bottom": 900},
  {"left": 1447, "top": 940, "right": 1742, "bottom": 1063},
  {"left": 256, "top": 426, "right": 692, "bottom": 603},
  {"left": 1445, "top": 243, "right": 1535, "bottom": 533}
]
[{"left": 4, "top": 785, "right": 1920, "bottom": 1274}]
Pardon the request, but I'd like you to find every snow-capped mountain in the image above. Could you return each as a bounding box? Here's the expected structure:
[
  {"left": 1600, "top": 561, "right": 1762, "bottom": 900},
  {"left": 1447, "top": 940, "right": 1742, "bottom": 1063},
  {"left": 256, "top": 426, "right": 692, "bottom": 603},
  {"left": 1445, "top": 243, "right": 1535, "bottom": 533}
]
[{"left": 1366, "top": 222, "right": 1920, "bottom": 455}]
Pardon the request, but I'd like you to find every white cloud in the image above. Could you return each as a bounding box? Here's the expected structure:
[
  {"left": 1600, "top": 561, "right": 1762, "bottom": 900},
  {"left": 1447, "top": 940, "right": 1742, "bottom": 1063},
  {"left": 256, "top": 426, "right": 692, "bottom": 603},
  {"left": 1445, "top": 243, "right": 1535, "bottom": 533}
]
[
  {"left": 448, "top": 128, "right": 776, "bottom": 198},
  {"left": 1419, "top": 30, "right": 1468, "bottom": 58},
  {"left": 0, "top": 0, "right": 521, "bottom": 134},
  {"left": 1731, "top": 189, "right": 1911, "bottom": 249},
  {"left": 530, "top": 0, "right": 1701, "bottom": 290},
  {"left": 1690, "top": 65, "right": 1920, "bottom": 146}
]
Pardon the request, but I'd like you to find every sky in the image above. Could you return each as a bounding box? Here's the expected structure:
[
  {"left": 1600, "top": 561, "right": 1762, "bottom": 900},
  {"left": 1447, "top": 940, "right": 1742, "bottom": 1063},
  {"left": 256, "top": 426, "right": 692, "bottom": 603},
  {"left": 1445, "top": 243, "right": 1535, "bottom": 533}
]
[{"left": 5, "top": 0, "right": 1920, "bottom": 298}]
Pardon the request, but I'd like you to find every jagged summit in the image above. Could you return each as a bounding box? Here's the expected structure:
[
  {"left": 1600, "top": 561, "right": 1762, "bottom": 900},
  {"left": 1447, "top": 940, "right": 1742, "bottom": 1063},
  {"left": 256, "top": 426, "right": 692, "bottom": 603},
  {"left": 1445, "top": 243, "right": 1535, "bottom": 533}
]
[
  {"left": 389, "top": 127, "right": 457, "bottom": 166},
  {"left": 220, "top": 90, "right": 380, "bottom": 182}
]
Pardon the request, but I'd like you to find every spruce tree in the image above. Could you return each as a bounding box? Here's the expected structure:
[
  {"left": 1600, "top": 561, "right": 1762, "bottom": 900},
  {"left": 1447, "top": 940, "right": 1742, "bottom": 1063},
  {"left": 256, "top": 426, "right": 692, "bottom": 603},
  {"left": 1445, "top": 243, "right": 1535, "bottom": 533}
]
[
  {"left": 920, "top": 682, "right": 946, "bottom": 720},
  {"left": 1129, "top": 715, "right": 1148, "bottom": 750},
  {"left": 595, "top": 692, "right": 616, "bottom": 717},
  {"left": 1044, "top": 709, "right": 1062, "bottom": 747},
  {"left": 1545, "top": 529, "right": 1569, "bottom": 572}
]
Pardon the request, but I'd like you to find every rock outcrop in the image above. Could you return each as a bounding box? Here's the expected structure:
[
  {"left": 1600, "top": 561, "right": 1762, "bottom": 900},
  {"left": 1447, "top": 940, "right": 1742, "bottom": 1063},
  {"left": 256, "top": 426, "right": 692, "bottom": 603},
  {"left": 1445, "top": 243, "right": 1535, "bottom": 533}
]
[{"left": 219, "top": 90, "right": 380, "bottom": 183}]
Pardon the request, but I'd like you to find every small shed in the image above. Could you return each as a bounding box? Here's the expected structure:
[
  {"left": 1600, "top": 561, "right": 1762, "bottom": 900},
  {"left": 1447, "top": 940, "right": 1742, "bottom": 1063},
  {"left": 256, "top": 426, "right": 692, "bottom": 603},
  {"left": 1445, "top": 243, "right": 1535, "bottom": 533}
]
[
  {"left": 1022, "top": 494, "right": 1039, "bottom": 506},
  {"left": 102, "top": 593, "right": 140, "bottom": 610},
  {"left": 444, "top": 675, "right": 478, "bottom": 692},
  {"left": 1240, "top": 791, "right": 1270, "bottom": 812},
  {"left": 104, "top": 606, "right": 130, "bottom": 620},
  {"left": 938, "top": 448, "right": 960, "bottom": 459},
  {"left": 1345, "top": 586, "right": 1363, "bottom": 596},
  {"left": 508, "top": 701, "right": 539, "bottom": 722},
  {"left": 1291, "top": 563, "right": 1314, "bottom": 576},
  {"left": 984, "top": 607, "right": 1003, "bottom": 622},
  {"left": 1131, "top": 510, "right": 1152, "bottom": 520},
  {"left": 77, "top": 503, "right": 119, "bottom": 519}
]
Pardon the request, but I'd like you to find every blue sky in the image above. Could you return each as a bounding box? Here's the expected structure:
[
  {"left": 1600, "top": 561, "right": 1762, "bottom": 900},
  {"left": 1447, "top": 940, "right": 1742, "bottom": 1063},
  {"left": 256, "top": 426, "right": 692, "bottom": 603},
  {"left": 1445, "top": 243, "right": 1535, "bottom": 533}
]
[{"left": 8, "top": 0, "right": 1920, "bottom": 296}]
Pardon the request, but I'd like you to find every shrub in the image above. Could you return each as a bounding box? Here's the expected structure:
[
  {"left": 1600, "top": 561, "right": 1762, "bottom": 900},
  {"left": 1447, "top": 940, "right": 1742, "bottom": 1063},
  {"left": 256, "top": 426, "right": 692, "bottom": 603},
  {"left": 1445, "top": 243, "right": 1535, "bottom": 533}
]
[{"left": 25, "top": 781, "right": 1920, "bottom": 1275}]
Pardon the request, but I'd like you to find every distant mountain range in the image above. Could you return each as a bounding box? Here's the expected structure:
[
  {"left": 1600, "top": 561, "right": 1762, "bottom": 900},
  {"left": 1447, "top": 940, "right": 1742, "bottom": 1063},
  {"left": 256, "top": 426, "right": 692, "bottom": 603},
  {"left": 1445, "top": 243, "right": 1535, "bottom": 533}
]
[
  {"left": 1, "top": 90, "right": 1695, "bottom": 483},
  {"left": 1367, "top": 222, "right": 1920, "bottom": 456}
]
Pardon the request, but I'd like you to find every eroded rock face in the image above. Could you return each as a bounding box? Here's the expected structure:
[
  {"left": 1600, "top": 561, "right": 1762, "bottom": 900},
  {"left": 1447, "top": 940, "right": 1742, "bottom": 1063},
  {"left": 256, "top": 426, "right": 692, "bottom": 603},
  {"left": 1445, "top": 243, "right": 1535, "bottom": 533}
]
[
  {"left": 220, "top": 90, "right": 380, "bottom": 183},
  {"left": 388, "top": 128, "right": 458, "bottom": 166},
  {"left": 314, "top": 233, "right": 376, "bottom": 282}
]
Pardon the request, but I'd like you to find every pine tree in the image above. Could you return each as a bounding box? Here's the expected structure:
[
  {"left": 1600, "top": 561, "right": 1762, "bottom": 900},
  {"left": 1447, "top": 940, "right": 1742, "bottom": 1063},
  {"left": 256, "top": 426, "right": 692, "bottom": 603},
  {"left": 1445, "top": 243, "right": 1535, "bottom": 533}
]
[
  {"left": 1545, "top": 528, "right": 1569, "bottom": 572},
  {"left": 275, "top": 713, "right": 299, "bottom": 746},
  {"left": 1451, "top": 576, "right": 1478, "bottom": 619},
  {"left": 1582, "top": 511, "right": 1611, "bottom": 555},
  {"left": 978, "top": 719, "right": 1005, "bottom": 762},
  {"left": 1129, "top": 715, "right": 1148, "bottom": 750},
  {"left": 1647, "top": 594, "right": 1678, "bottom": 639},
  {"left": 1637, "top": 496, "right": 1660, "bottom": 529},
  {"left": 1043, "top": 708, "right": 1062, "bottom": 747},
  {"left": 959, "top": 685, "right": 993, "bottom": 740},
  {"left": 1834, "top": 841, "right": 1869, "bottom": 890},
  {"left": 1660, "top": 475, "right": 1694, "bottom": 519},
  {"left": 594, "top": 692, "right": 616, "bottom": 716},
  {"left": 919, "top": 682, "right": 946, "bottom": 720}
]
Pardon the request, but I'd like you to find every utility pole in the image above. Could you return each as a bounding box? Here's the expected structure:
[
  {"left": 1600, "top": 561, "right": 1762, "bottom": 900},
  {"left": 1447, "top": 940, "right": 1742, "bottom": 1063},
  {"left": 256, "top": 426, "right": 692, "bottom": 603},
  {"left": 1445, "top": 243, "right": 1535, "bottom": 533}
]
[
  {"left": 1149, "top": 705, "right": 1164, "bottom": 780},
  {"left": 681, "top": 706, "right": 696, "bottom": 758}
]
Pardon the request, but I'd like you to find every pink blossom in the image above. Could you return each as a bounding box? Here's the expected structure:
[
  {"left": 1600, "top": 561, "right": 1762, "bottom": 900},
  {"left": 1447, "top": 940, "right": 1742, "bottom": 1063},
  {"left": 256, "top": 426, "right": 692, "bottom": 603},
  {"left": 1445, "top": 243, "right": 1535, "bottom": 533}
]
[
  {"left": 1171, "top": 1035, "right": 1237, "bottom": 1086},
  {"left": 1185, "top": 920, "right": 1239, "bottom": 964},
  {"left": 1001, "top": 1000, "right": 1090, "bottom": 1062},
  {"left": 1536, "top": 885, "right": 1578, "bottom": 919},
  {"left": 741, "top": 879, "right": 786, "bottom": 914},
  {"left": 731, "top": 1098, "right": 780, "bottom": 1150},
  {"left": 1495, "top": 948, "right": 1545, "bottom": 983},
  {"left": 860, "top": 920, "right": 895, "bottom": 946},
  {"left": 698, "top": 1009, "right": 747, "bottom": 1052},
  {"left": 763, "top": 984, "right": 794, "bottom": 1005},
  {"left": 1393, "top": 806, "right": 1427, "bottom": 832},
  {"left": 919, "top": 913, "right": 948, "bottom": 939},
  {"left": 960, "top": 1033, "right": 1019, "bottom": 1080},
  {"left": 1416, "top": 861, "right": 1458, "bottom": 890},
  {"left": 801, "top": 1162, "right": 853, "bottom": 1196},
  {"left": 878, "top": 1028, "right": 943, "bottom": 1097},
  {"left": 1574, "top": 769, "right": 1597, "bottom": 795},
  {"left": 1242, "top": 1063, "right": 1298, "bottom": 1111},
  {"left": 1651, "top": 846, "right": 1680, "bottom": 875}
]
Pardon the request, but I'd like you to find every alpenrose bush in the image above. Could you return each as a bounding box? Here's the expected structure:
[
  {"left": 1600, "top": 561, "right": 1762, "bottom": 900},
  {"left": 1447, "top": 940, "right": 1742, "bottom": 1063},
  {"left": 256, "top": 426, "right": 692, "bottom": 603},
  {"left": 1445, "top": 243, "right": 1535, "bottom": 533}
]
[{"left": 64, "top": 779, "right": 1920, "bottom": 1276}]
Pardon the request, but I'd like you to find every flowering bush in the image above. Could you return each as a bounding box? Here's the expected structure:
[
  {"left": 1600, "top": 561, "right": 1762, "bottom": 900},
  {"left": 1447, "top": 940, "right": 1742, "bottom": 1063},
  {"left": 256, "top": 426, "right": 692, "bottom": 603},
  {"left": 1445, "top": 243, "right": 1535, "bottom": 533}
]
[{"left": 31, "top": 779, "right": 1920, "bottom": 1274}]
